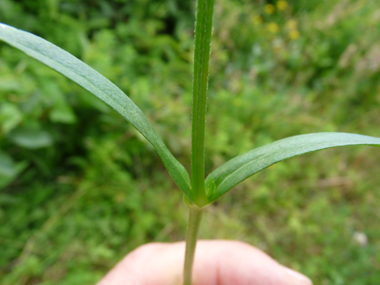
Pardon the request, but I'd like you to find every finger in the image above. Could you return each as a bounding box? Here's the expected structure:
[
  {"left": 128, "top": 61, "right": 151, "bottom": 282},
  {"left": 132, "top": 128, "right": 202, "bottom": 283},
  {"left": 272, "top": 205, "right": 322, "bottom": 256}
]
[
  {"left": 192, "top": 240, "right": 312, "bottom": 285},
  {"left": 97, "top": 242, "right": 185, "bottom": 285},
  {"left": 97, "top": 240, "right": 312, "bottom": 285}
]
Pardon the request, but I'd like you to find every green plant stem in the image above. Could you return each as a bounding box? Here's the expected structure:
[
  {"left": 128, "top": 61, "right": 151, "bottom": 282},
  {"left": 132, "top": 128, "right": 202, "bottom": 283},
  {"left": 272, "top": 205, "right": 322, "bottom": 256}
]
[
  {"left": 191, "top": 0, "right": 215, "bottom": 206},
  {"left": 183, "top": 206, "right": 203, "bottom": 285}
]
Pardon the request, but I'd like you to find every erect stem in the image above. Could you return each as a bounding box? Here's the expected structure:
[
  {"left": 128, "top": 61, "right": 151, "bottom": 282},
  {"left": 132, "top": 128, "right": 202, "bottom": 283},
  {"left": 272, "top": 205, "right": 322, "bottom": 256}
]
[
  {"left": 191, "top": 0, "right": 215, "bottom": 206},
  {"left": 184, "top": 0, "right": 214, "bottom": 282},
  {"left": 183, "top": 206, "right": 203, "bottom": 285}
]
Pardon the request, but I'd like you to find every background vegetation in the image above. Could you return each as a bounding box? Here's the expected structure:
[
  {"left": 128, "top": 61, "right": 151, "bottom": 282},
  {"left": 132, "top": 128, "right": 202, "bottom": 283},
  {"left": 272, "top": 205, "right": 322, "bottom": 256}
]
[{"left": 1, "top": 0, "right": 380, "bottom": 284}]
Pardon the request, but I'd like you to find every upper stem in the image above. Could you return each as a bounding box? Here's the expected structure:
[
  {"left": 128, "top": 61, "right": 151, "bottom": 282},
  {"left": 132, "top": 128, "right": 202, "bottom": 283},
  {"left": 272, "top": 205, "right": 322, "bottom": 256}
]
[{"left": 191, "top": 0, "right": 215, "bottom": 206}]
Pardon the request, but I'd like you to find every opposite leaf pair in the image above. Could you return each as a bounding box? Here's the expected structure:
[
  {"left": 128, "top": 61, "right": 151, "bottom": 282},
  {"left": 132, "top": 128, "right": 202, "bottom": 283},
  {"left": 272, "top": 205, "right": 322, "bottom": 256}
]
[{"left": 1, "top": 23, "right": 379, "bottom": 208}]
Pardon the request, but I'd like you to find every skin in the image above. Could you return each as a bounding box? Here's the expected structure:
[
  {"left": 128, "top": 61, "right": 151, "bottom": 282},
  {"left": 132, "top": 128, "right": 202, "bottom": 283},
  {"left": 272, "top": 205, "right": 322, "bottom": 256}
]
[{"left": 97, "top": 240, "right": 313, "bottom": 285}]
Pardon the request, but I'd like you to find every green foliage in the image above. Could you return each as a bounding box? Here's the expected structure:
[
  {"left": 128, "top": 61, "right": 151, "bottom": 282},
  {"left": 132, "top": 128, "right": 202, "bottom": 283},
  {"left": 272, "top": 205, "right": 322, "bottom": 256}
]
[
  {"left": 1, "top": 0, "right": 380, "bottom": 284},
  {"left": 0, "top": 23, "right": 191, "bottom": 199},
  {"left": 207, "top": 133, "right": 380, "bottom": 202}
]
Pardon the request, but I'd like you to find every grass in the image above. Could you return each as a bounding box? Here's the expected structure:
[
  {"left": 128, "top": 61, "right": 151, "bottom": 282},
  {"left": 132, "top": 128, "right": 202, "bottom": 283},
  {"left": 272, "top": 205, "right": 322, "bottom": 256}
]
[{"left": 1, "top": 0, "right": 380, "bottom": 284}]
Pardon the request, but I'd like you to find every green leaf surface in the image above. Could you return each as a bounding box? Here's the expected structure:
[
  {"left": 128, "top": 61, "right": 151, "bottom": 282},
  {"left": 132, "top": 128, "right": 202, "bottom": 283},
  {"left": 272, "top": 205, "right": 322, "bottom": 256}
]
[
  {"left": 206, "top": 132, "right": 380, "bottom": 202},
  {"left": 0, "top": 152, "right": 28, "bottom": 189},
  {"left": 0, "top": 103, "right": 23, "bottom": 133},
  {"left": 0, "top": 23, "right": 192, "bottom": 199},
  {"left": 9, "top": 127, "right": 53, "bottom": 149}
]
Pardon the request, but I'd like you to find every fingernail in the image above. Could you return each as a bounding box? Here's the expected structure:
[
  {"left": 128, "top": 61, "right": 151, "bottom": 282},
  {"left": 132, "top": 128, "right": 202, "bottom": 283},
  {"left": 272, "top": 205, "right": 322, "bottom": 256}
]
[{"left": 281, "top": 265, "right": 313, "bottom": 285}]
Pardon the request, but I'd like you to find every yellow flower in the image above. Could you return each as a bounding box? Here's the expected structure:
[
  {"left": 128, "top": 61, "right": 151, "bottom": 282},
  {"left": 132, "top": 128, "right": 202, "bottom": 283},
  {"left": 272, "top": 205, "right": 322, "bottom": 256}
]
[
  {"left": 286, "top": 19, "right": 298, "bottom": 30},
  {"left": 253, "top": 15, "right": 263, "bottom": 25},
  {"left": 276, "top": 0, "right": 288, "bottom": 11},
  {"left": 289, "top": 29, "right": 300, "bottom": 40},
  {"left": 267, "top": 22, "right": 279, "bottom": 33},
  {"left": 264, "top": 4, "right": 275, "bottom": 15}
]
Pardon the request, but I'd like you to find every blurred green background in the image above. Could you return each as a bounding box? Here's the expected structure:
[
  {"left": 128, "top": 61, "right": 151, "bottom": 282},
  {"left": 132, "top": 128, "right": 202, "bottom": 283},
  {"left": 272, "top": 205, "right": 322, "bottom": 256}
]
[{"left": 1, "top": 0, "right": 380, "bottom": 284}]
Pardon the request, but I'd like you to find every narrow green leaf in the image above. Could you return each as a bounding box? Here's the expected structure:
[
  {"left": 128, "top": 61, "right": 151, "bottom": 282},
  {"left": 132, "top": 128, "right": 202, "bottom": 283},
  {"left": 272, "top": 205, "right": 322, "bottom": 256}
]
[
  {"left": 0, "top": 23, "right": 192, "bottom": 199},
  {"left": 206, "top": 132, "right": 380, "bottom": 202}
]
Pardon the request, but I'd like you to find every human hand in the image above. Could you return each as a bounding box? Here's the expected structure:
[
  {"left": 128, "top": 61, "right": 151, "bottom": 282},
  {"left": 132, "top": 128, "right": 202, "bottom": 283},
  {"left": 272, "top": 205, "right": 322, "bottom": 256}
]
[{"left": 97, "top": 240, "right": 312, "bottom": 285}]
